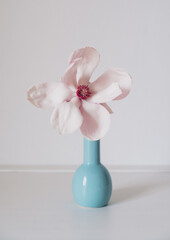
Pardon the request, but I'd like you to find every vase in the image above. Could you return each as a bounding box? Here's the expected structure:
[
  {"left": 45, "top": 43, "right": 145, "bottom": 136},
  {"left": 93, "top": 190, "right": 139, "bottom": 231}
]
[{"left": 72, "top": 138, "right": 112, "bottom": 208}]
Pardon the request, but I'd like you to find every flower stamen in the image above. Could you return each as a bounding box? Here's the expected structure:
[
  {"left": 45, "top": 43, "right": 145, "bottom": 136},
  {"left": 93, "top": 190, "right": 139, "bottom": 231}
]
[{"left": 76, "top": 85, "right": 91, "bottom": 100}]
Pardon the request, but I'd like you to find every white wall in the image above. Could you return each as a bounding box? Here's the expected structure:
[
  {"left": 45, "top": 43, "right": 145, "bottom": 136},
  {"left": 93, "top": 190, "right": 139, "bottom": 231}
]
[{"left": 0, "top": 0, "right": 170, "bottom": 166}]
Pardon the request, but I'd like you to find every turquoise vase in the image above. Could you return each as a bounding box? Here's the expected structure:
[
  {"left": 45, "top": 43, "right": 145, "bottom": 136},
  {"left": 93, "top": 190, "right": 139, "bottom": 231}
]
[{"left": 72, "top": 138, "right": 112, "bottom": 208}]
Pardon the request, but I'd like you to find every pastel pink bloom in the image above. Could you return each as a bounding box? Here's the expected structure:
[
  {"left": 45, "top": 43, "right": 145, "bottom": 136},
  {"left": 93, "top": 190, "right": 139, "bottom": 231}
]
[{"left": 27, "top": 47, "right": 132, "bottom": 140}]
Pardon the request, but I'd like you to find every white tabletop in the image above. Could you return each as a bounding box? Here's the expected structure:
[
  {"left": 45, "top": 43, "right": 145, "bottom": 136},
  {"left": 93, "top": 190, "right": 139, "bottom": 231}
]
[{"left": 0, "top": 171, "right": 170, "bottom": 240}]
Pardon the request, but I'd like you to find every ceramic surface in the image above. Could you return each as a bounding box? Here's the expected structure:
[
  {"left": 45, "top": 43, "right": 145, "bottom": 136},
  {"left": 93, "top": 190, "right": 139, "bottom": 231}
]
[{"left": 72, "top": 138, "right": 112, "bottom": 208}]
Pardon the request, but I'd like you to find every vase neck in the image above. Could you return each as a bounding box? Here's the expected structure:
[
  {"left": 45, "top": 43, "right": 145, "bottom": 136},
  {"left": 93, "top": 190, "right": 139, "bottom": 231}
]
[{"left": 83, "top": 138, "right": 100, "bottom": 165}]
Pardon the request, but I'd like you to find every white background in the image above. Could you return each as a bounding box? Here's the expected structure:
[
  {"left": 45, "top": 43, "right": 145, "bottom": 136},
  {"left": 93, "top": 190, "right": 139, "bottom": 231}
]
[{"left": 0, "top": 0, "right": 170, "bottom": 166}]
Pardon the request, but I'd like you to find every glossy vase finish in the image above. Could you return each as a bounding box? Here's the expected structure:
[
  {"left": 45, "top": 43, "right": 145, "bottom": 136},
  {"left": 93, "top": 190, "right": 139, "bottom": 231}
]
[{"left": 72, "top": 138, "right": 112, "bottom": 208}]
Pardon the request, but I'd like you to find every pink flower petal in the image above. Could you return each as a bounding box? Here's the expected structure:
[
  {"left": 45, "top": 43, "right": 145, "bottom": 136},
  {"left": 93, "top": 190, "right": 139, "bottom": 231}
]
[
  {"left": 27, "top": 82, "right": 73, "bottom": 108},
  {"left": 100, "top": 103, "right": 113, "bottom": 114},
  {"left": 68, "top": 47, "right": 100, "bottom": 85},
  {"left": 100, "top": 69, "right": 132, "bottom": 100},
  {"left": 88, "top": 72, "right": 122, "bottom": 103},
  {"left": 80, "top": 101, "right": 110, "bottom": 140},
  {"left": 50, "top": 97, "right": 83, "bottom": 134},
  {"left": 61, "top": 59, "right": 80, "bottom": 90}
]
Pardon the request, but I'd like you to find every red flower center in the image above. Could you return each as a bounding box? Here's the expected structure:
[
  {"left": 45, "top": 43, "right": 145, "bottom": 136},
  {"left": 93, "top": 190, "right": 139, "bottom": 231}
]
[{"left": 76, "top": 85, "right": 91, "bottom": 100}]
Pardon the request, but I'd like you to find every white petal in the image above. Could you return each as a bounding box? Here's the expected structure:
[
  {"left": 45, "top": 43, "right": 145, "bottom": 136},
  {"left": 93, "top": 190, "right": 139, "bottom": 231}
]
[
  {"left": 97, "top": 69, "right": 132, "bottom": 100},
  {"left": 27, "top": 82, "right": 73, "bottom": 108},
  {"left": 100, "top": 103, "right": 113, "bottom": 114},
  {"left": 50, "top": 97, "right": 83, "bottom": 134},
  {"left": 88, "top": 75, "right": 122, "bottom": 103},
  {"left": 61, "top": 59, "right": 80, "bottom": 90},
  {"left": 68, "top": 47, "right": 100, "bottom": 85},
  {"left": 80, "top": 101, "right": 111, "bottom": 140}
]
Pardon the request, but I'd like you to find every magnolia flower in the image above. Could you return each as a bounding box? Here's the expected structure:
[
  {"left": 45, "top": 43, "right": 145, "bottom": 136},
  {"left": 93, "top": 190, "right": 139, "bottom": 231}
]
[{"left": 27, "top": 47, "right": 132, "bottom": 140}]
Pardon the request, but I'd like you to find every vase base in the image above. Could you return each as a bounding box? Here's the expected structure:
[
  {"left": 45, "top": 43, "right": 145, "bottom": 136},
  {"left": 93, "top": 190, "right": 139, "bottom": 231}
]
[
  {"left": 75, "top": 202, "right": 109, "bottom": 209},
  {"left": 72, "top": 163, "right": 112, "bottom": 208}
]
